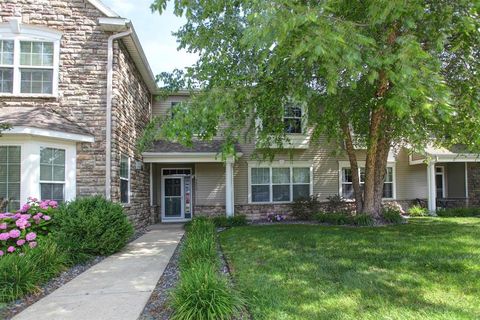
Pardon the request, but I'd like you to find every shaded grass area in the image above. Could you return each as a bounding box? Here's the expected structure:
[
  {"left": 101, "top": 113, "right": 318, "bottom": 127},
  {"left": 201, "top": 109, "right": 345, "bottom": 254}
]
[{"left": 220, "top": 218, "right": 480, "bottom": 320}]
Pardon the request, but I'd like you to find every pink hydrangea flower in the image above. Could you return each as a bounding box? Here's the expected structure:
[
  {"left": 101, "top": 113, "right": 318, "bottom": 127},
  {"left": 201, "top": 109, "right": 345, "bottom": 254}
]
[
  {"left": 7, "top": 246, "right": 15, "bottom": 253},
  {"left": 43, "top": 215, "right": 51, "bottom": 221},
  {"left": 20, "top": 203, "right": 31, "bottom": 213},
  {"left": 0, "top": 222, "right": 7, "bottom": 230},
  {"left": 26, "top": 232, "right": 36, "bottom": 241},
  {"left": 16, "top": 239, "right": 26, "bottom": 246},
  {"left": 29, "top": 241, "right": 37, "bottom": 248},
  {"left": 0, "top": 232, "right": 9, "bottom": 241},
  {"left": 39, "top": 201, "right": 49, "bottom": 209},
  {"left": 20, "top": 214, "right": 31, "bottom": 220},
  {"left": 0, "top": 213, "right": 6, "bottom": 219},
  {"left": 9, "top": 229, "right": 21, "bottom": 238},
  {"left": 16, "top": 218, "right": 29, "bottom": 229},
  {"left": 48, "top": 200, "right": 58, "bottom": 208},
  {"left": 0, "top": 250, "right": 3, "bottom": 256}
]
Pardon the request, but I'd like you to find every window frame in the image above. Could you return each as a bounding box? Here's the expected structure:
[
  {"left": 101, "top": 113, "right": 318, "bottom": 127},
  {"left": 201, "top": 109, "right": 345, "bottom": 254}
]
[
  {"left": 248, "top": 161, "right": 313, "bottom": 204},
  {"left": 0, "top": 145, "right": 21, "bottom": 211},
  {"left": 120, "top": 154, "right": 131, "bottom": 204},
  {"left": 0, "top": 22, "right": 61, "bottom": 97},
  {"left": 338, "top": 161, "right": 396, "bottom": 200},
  {"left": 39, "top": 147, "right": 66, "bottom": 203},
  {"left": 283, "top": 104, "right": 305, "bottom": 135}
]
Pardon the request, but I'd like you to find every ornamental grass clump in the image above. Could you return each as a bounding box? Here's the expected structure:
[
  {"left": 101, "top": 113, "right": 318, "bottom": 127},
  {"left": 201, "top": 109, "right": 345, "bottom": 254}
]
[
  {"left": 0, "top": 237, "right": 66, "bottom": 302},
  {"left": 54, "top": 196, "right": 134, "bottom": 264},
  {"left": 171, "top": 217, "right": 244, "bottom": 320}
]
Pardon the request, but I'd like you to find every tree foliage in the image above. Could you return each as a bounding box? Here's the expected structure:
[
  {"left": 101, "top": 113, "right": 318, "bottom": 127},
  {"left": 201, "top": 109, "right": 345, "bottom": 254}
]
[{"left": 148, "top": 0, "right": 479, "bottom": 216}]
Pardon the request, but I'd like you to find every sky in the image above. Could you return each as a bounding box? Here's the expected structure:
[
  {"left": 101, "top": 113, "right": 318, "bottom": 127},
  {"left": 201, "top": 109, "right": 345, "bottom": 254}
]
[{"left": 101, "top": 0, "right": 198, "bottom": 75}]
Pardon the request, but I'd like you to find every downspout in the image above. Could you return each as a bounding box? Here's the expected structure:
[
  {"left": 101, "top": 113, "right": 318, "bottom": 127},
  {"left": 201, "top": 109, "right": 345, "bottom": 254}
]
[{"left": 105, "top": 29, "right": 132, "bottom": 200}]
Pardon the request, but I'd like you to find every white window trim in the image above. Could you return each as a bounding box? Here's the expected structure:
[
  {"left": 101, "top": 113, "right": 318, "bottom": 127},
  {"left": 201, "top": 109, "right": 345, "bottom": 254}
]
[
  {"left": 39, "top": 147, "right": 66, "bottom": 202},
  {"left": 0, "top": 20, "right": 61, "bottom": 97},
  {"left": 0, "top": 137, "right": 76, "bottom": 207},
  {"left": 338, "top": 161, "right": 397, "bottom": 200},
  {"left": 248, "top": 161, "right": 314, "bottom": 204},
  {"left": 120, "top": 155, "right": 131, "bottom": 204}
]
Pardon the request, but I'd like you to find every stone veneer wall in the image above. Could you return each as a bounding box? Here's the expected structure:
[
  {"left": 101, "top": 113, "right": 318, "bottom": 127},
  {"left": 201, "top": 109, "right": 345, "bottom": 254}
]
[
  {"left": 1, "top": 1, "right": 154, "bottom": 228},
  {"left": 111, "top": 42, "right": 152, "bottom": 228},
  {"left": 0, "top": 1, "right": 109, "bottom": 196}
]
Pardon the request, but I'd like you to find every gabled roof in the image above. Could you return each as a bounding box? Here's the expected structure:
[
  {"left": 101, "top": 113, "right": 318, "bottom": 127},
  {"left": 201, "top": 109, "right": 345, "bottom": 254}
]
[{"left": 87, "top": 0, "right": 157, "bottom": 93}]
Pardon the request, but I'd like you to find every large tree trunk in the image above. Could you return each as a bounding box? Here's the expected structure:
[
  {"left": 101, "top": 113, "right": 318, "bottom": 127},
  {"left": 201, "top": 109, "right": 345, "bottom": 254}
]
[
  {"left": 372, "top": 133, "right": 391, "bottom": 216},
  {"left": 341, "top": 119, "right": 363, "bottom": 213},
  {"left": 362, "top": 106, "right": 384, "bottom": 216}
]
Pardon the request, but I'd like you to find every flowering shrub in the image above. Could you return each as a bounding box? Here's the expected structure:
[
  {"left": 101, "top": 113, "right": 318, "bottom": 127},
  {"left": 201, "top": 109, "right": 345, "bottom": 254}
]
[
  {"left": 267, "top": 213, "right": 286, "bottom": 222},
  {"left": 0, "top": 197, "right": 57, "bottom": 257}
]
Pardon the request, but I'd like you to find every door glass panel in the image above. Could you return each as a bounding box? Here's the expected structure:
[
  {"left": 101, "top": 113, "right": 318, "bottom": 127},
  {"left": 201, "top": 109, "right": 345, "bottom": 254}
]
[
  {"left": 436, "top": 174, "right": 444, "bottom": 198},
  {"left": 164, "top": 178, "right": 182, "bottom": 217}
]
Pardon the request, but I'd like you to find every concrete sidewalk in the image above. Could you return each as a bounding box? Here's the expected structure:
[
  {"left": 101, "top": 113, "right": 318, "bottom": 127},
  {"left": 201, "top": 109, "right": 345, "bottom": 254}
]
[{"left": 13, "top": 224, "right": 184, "bottom": 320}]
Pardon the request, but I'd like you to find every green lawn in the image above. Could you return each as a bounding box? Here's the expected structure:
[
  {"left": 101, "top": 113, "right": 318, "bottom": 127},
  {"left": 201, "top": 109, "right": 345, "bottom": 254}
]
[{"left": 220, "top": 218, "right": 480, "bottom": 320}]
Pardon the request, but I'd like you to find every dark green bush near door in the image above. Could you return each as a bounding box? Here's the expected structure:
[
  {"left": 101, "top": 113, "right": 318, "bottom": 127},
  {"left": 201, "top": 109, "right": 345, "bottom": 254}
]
[{"left": 54, "top": 196, "right": 134, "bottom": 264}]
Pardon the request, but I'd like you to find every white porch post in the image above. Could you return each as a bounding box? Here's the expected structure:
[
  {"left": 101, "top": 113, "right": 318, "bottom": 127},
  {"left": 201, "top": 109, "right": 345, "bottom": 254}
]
[
  {"left": 225, "top": 158, "right": 235, "bottom": 217},
  {"left": 427, "top": 162, "right": 437, "bottom": 212}
]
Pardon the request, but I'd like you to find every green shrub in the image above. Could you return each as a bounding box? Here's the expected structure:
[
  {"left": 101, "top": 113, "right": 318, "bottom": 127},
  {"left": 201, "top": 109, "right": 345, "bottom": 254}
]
[
  {"left": 0, "top": 237, "right": 66, "bottom": 302},
  {"left": 436, "top": 207, "right": 480, "bottom": 217},
  {"left": 382, "top": 209, "right": 404, "bottom": 224},
  {"left": 170, "top": 262, "right": 244, "bottom": 320},
  {"left": 290, "top": 196, "right": 320, "bottom": 220},
  {"left": 408, "top": 205, "right": 428, "bottom": 216},
  {"left": 54, "top": 196, "right": 134, "bottom": 264},
  {"left": 212, "top": 215, "right": 248, "bottom": 228},
  {"left": 352, "top": 214, "right": 374, "bottom": 226}
]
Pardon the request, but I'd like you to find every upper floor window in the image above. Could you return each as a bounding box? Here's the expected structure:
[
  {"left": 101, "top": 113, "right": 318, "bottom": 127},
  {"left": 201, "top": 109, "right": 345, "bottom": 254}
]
[
  {"left": 284, "top": 105, "right": 303, "bottom": 134},
  {"left": 0, "top": 20, "right": 61, "bottom": 96}
]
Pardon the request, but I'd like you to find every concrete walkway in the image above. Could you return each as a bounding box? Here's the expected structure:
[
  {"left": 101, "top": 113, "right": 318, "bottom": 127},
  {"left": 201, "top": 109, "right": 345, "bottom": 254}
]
[{"left": 13, "top": 224, "right": 184, "bottom": 320}]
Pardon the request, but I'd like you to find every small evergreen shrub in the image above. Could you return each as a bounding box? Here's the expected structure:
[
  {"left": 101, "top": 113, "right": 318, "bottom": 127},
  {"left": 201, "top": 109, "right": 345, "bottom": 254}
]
[
  {"left": 230, "top": 215, "right": 247, "bottom": 226},
  {"left": 54, "top": 196, "right": 134, "bottom": 264},
  {"left": 0, "top": 237, "right": 66, "bottom": 302},
  {"left": 212, "top": 216, "right": 229, "bottom": 227},
  {"left": 326, "top": 194, "right": 349, "bottom": 213},
  {"left": 408, "top": 205, "right": 428, "bottom": 216},
  {"left": 436, "top": 207, "right": 480, "bottom": 217},
  {"left": 290, "top": 196, "right": 320, "bottom": 220},
  {"left": 170, "top": 262, "right": 244, "bottom": 320}
]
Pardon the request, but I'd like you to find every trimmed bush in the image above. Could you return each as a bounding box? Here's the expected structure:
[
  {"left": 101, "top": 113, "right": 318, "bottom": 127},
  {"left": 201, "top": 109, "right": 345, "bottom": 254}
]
[
  {"left": 54, "top": 196, "right": 134, "bottom": 264},
  {"left": 436, "top": 207, "right": 480, "bottom": 217},
  {"left": 171, "top": 217, "right": 244, "bottom": 319},
  {"left": 0, "top": 237, "right": 66, "bottom": 302},
  {"left": 290, "top": 196, "right": 320, "bottom": 220},
  {"left": 408, "top": 205, "right": 428, "bottom": 216}
]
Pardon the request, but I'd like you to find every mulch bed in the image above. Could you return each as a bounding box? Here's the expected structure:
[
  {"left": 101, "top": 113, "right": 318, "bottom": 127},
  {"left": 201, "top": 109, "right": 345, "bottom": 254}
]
[
  {"left": 138, "top": 235, "right": 184, "bottom": 320},
  {"left": 0, "top": 228, "right": 148, "bottom": 320}
]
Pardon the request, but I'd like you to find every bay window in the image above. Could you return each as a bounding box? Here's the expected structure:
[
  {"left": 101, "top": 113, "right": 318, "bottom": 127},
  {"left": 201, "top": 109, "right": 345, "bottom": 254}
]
[
  {"left": 340, "top": 164, "right": 395, "bottom": 200},
  {"left": 40, "top": 147, "right": 65, "bottom": 203},
  {"left": 250, "top": 165, "right": 312, "bottom": 203}
]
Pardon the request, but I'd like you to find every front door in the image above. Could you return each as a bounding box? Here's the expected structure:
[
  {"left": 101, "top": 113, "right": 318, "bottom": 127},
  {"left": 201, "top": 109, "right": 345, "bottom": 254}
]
[{"left": 164, "top": 177, "right": 183, "bottom": 218}]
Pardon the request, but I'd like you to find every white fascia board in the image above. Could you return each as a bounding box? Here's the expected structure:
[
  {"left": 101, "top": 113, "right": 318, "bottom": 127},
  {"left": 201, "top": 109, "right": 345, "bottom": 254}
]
[
  {"left": 142, "top": 152, "right": 243, "bottom": 163},
  {"left": 87, "top": 0, "right": 119, "bottom": 18},
  {"left": 5, "top": 127, "right": 94, "bottom": 143}
]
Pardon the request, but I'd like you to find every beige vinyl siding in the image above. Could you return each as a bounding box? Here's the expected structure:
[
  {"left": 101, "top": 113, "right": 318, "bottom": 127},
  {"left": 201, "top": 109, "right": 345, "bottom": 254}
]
[
  {"left": 195, "top": 163, "right": 226, "bottom": 206},
  {"left": 395, "top": 148, "right": 428, "bottom": 200},
  {"left": 233, "top": 136, "right": 367, "bottom": 204},
  {"left": 152, "top": 95, "right": 189, "bottom": 118}
]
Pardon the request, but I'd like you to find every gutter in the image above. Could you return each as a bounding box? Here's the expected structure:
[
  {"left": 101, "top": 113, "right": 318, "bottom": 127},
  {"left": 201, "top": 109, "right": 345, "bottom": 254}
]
[{"left": 105, "top": 28, "right": 132, "bottom": 200}]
